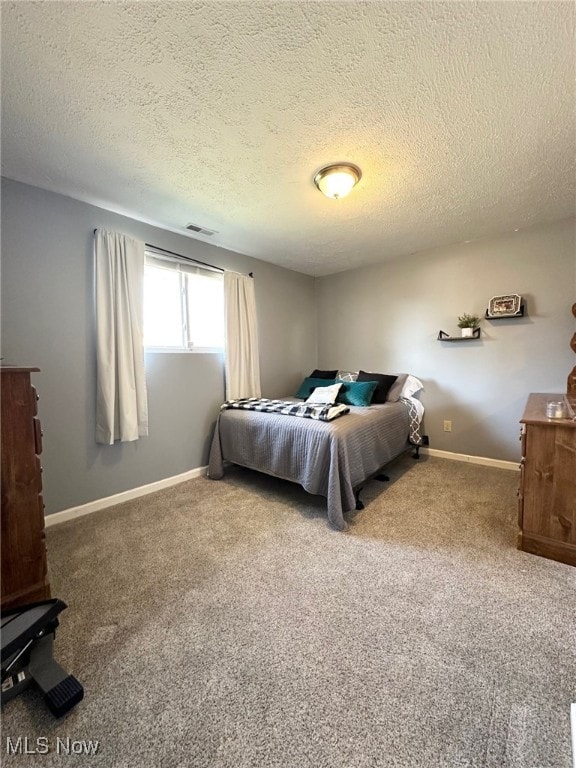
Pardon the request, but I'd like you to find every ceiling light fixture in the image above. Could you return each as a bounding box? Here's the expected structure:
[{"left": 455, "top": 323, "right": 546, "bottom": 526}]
[{"left": 314, "top": 163, "right": 362, "bottom": 200}]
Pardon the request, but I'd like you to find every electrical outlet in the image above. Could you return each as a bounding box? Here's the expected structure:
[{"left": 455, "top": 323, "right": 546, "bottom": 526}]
[{"left": 443, "top": 420, "right": 452, "bottom": 432}]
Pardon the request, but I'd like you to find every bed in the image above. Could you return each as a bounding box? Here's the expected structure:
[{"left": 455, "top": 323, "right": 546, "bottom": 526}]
[{"left": 208, "top": 372, "right": 424, "bottom": 531}]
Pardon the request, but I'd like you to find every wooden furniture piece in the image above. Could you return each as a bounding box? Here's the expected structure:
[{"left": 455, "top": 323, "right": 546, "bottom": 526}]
[
  {"left": 518, "top": 393, "right": 576, "bottom": 566},
  {"left": 568, "top": 302, "right": 576, "bottom": 394},
  {"left": 1, "top": 366, "right": 50, "bottom": 609}
]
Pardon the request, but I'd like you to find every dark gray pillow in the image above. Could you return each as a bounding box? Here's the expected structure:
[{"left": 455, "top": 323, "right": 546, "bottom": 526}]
[
  {"left": 309, "top": 369, "right": 338, "bottom": 380},
  {"left": 357, "top": 371, "right": 398, "bottom": 404}
]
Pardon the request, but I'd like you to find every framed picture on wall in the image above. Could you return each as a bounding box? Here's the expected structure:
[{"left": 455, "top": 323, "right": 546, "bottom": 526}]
[{"left": 487, "top": 294, "right": 522, "bottom": 317}]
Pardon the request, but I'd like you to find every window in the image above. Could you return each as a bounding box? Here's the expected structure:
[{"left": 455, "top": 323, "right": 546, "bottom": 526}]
[{"left": 143, "top": 252, "right": 225, "bottom": 352}]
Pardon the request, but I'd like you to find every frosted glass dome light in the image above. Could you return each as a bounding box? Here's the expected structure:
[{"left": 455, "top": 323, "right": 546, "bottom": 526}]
[{"left": 313, "top": 163, "right": 362, "bottom": 199}]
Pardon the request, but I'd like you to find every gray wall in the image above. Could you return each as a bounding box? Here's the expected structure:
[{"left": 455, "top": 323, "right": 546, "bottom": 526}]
[
  {"left": 1, "top": 178, "right": 317, "bottom": 513},
  {"left": 315, "top": 218, "right": 576, "bottom": 462}
]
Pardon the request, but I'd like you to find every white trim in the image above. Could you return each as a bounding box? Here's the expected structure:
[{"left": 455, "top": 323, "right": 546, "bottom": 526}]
[
  {"left": 45, "top": 466, "right": 208, "bottom": 527},
  {"left": 45, "top": 449, "right": 517, "bottom": 528},
  {"left": 420, "top": 447, "right": 518, "bottom": 471}
]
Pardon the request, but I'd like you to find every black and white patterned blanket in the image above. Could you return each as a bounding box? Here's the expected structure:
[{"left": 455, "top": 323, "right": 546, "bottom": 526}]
[
  {"left": 401, "top": 397, "right": 423, "bottom": 446},
  {"left": 220, "top": 398, "right": 350, "bottom": 422}
]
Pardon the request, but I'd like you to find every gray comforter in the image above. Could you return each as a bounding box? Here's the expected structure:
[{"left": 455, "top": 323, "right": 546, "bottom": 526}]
[{"left": 208, "top": 399, "right": 411, "bottom": 531}]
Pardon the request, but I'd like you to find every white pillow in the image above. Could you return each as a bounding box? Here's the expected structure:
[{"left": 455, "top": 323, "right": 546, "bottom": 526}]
[
  {"left": 306, "top": 383, "right": 342, "bottom": 405},
  {"left": 401, "top": 374, "right": 424, "bottom": 398}
]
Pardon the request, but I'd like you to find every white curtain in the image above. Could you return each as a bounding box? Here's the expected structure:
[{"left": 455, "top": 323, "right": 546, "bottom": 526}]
[
  {"left": 224, "top": 271, "right": 261, "bottom": 400},
  {"left": 94, "top": 229, "right": 148, "bottom": 444}
]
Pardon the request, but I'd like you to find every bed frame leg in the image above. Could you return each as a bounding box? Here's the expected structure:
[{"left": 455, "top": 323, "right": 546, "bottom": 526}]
[
  {"left": 355, "top": 470, "right": 392, "bottom": 509},
  {"left": 355, "top": 473, "right": 389, "bottom": 509},
  {"left": 413, "top": 436, "right": 429, "bottom": 460}
]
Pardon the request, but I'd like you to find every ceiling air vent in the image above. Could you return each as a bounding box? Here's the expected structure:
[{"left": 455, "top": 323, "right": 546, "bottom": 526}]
[{"left": 186, "top": 222, "right": 217, "bottom": 237}]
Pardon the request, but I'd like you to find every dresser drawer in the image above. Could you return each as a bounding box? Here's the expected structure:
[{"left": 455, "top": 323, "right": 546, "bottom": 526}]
[
  {"left": 33, "top": 417, "right": 43, "bottom": 455},
  {"left": 519, "top": 424, "right": 526, "bottom": 458},
  {"left": 36, "top": 455, "right": 43, "bottom": 492}
]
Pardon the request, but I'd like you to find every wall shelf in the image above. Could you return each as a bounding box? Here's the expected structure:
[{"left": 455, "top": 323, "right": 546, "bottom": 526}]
[
  {"left": 437, "top": 328, "right": 481, "bottom": 341},
  {"left": 485, "top": 305, "right": 525, "bottom": 320}
]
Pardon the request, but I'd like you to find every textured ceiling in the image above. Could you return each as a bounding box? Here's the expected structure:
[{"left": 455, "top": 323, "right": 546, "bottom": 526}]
[{"left": 1, "top": 1, "right": 575, "bottom": 276}]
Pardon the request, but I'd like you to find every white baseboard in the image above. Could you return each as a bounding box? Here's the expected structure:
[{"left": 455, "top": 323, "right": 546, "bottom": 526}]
[
  {"left": 45, "top": 466, "right": 208, "bottom": 527},
  {"left": 45, "top": 450, "right": 516, "bottom": 528},
  {"left": 420, "top": 447, "right": 518, "bottom": 471}
]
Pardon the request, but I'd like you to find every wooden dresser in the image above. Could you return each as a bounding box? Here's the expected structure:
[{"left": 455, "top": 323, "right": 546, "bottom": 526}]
[
  {"left": 518, "top": 393, "right": 576, "bottom": 566},
  {"left": 1, "top": 366, "right": 51, "bottom": 608}
]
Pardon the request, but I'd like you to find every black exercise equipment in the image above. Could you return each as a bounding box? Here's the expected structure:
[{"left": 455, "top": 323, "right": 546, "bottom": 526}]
[{"left": 1, "top": 598, "right": 83, "bottom": 717}]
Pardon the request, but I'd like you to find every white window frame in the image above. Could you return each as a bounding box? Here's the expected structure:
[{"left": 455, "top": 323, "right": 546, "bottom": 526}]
[{"left": 144, "top": 250, "right": 225, "bottom": 354}]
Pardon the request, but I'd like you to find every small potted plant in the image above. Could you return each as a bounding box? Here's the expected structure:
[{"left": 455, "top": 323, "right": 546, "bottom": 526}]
[{"left": 457, "top": 313, "right": 481, "bottom": 338}]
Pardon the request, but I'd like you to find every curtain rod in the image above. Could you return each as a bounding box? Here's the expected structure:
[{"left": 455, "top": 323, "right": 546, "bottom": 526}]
[
  {"left": 145, "top": 244, "right": 254, "bottom": 279},
  {"left": 93, "top": 230, "right": 253, "bottom": 277},
  {"left": 145, "top": 243, "right": 225, "bottom": 273}
]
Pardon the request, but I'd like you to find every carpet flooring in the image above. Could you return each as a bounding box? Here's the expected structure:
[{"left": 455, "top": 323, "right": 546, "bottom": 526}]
[{"left": 2, "top": 455, "right": 575, "bottom": 768}]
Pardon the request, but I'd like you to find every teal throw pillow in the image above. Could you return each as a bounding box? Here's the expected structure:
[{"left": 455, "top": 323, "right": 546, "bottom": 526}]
[
  {"left": 336, "top": 380, "right": 378, "bottom": 407},
  {"left": 295, "top": 377, "right": 337, "bottom": 399}
]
